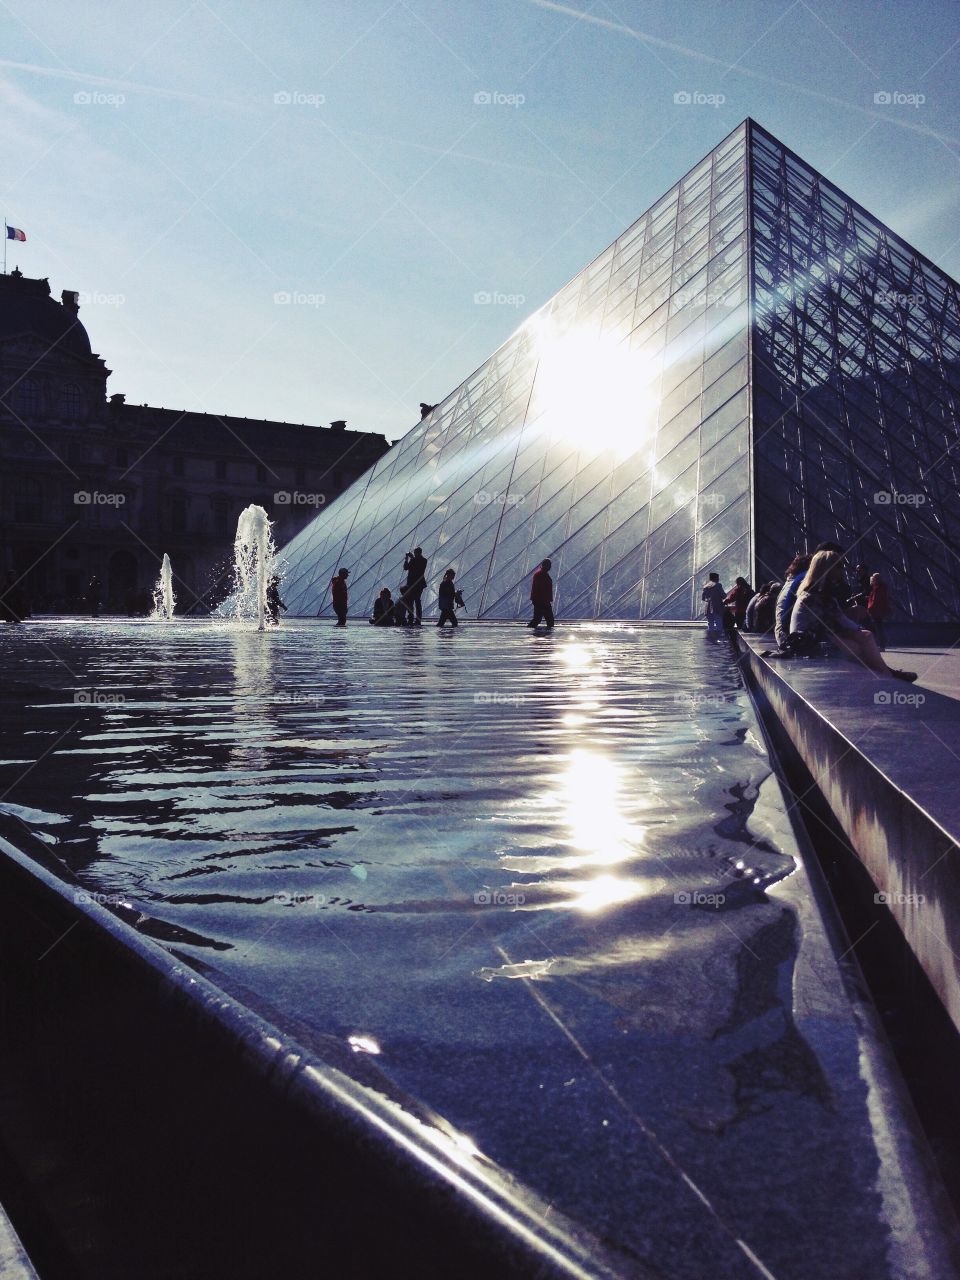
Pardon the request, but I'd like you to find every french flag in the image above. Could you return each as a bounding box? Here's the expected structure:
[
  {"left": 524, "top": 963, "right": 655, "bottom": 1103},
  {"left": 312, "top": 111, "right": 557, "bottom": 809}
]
[{"left": 6, "top": 226, "right": 26, "bottom": 242}]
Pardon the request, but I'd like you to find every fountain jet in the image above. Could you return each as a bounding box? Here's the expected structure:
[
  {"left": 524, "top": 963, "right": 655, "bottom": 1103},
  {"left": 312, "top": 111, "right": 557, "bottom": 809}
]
[
  {"left": 233, "top": 505, "right": 275, "bottom": 631},
  {"left": 151, "top": 553, "right": 176, "bottom": 620}
]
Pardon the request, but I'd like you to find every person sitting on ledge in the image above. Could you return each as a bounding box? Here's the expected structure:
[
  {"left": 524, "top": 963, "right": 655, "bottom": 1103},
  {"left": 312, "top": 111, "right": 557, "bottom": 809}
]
[
  {"left": 787, "top": 550, "right": 915, "bottom": 681},
  {"left": 744, "top": 581, "right": 781, "bottom": 633},
  {"left": 371, "top": 588, "right": 396, "bottom": 625},
  {"left": 774, "top": 553, "right": 811, "bottom": 650}
]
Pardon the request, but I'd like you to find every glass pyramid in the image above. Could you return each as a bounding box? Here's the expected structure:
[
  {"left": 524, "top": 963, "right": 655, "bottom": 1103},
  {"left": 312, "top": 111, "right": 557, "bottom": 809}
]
[{"left": 279, "top": 120, "right": 960, "bottom": 622}]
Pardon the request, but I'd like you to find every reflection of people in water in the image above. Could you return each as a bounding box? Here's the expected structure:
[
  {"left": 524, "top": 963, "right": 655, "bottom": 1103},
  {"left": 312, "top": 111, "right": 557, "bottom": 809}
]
[
  {"left": 87, "top": 574, "right": 103, "bottom": 618},
  {"left": 266, "top": 576, "right": 287, "bottom": 625}
]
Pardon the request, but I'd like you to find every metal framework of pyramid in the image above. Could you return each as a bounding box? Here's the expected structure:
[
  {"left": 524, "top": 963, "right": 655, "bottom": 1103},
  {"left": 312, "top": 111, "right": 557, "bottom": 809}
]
[{"left": 279, "top": 119, "right": 960, "bottom": 622}]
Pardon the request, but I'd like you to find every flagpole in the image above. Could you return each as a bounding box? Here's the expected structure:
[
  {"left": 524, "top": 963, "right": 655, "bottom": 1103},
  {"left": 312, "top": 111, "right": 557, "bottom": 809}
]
[{"left": 3, "top": 217, "right": 6, "bottom": 276}]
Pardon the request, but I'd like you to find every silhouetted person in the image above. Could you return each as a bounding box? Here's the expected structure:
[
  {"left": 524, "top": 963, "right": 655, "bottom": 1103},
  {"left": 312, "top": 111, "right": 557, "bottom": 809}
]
[
  {"left": 867, "top": 571, "right": 892, "bottom": 649},
  {"left": 437, "top": 569, "right": 463, "bottom": 627},
  {"left": 266, "top": 576, "right": 287, "bottom": 625},
  {"left": 724, "top": 576, "right": 754, "bottom": 629},
  {"left": 419, "top": 402, "right": 437, "bottom": 419},
  {"left": 403, "top": 547, "right": 428, "bottom": 624},
  {"left": 0, "top": 571, "right": 28, "bottom": 623},
  {"left": 87, "top": 574, "right": 103, "bottom": 618},
  {"left": 394, "top": 585, "right": 413, "bottom": 626},
  {"left": 371, "top": 588, "right": 395, "bottom": 625},
  {"left": 702, "top": 572, "right": 725, "bottom": 634},
  {"left": 329, "top": 567, "right": 349, "bottom": 625},
  {"left": 528, "top": 559, "right": 554, "bottom": 629}
]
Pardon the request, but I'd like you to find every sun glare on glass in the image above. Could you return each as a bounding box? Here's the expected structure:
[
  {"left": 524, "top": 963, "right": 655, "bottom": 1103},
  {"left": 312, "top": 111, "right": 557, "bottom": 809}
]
[{"left": 528, "top": 320, "right": 660, "bottom": 458}]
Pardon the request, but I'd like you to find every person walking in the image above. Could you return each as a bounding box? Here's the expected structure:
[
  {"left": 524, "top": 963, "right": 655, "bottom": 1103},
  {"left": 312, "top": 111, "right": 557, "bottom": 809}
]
[
  {"left": 436, "top": 569, "right": 463, "bottom": 627},
  {"left": 266, "top": 576, "right": 287, "bottom": 625},
  {"left": 403, "top": 547, "right": 428, "bottom": 625},
  {"left": 867, "top": 571, "right": 892, "bottom": 650},
  {"left": 528, "top": 559, "right": 554, "bottom": 629},
  {"left": 329, "top": 568, "right": 349, "bottom": 625},
  {"left": 702, "top": 572, "right": 725, "bottom": 635}
]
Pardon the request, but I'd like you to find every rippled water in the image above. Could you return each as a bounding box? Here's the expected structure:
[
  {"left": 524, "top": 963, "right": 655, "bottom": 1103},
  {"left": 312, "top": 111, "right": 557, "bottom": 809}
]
[{"left": 0, "top": 619, "right": 893, "bottom": 1279}]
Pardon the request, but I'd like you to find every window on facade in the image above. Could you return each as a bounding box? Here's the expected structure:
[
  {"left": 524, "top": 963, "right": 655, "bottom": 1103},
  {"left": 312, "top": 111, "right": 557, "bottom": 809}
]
[
  {"left": 61, "top": 384, "right": 82, "bottom": 417},
  {"left": 14, "top": 477, "right": 42, "bottom": 523},
  {"left": 15, "top": 379, "right": 39, "bottom": 417},
  {"left": 172, "top": 456, "right": 185, "bottom": 477},
  {"left": 215, "top": 459, "right": 227, "bottom": 481},
  {"left": 212, "top": 495, "right": 231, "bottom": 536},
  {"left": 116, "top": 447, "right": 129, "bottom": 467},
  {"left": 256, "top": 464, "right": 266, "bottom": 482},
  {"left": 170, "top": 496, "right": 187, "bottom": 532}
]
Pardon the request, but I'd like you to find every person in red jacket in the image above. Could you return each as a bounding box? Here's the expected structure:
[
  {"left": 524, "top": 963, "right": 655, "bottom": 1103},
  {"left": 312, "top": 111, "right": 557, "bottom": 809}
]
[
  {"left": 528, "top": 558, "right": 555, "bottom": 629},
  {"left": 867, "top": 571, "right": 891, "bottom": 649},
  {"left": 329, "top": 567, "right": 349, "bottom": 625}
]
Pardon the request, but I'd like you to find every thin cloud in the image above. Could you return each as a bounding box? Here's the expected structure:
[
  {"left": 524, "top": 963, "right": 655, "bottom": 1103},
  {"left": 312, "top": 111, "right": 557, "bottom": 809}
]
[
  {"left": 0, "top": 57, "right": 247, "bottom": 108},
  {"left": 528, "top": 0, "right": 960, "bottom": 145}
]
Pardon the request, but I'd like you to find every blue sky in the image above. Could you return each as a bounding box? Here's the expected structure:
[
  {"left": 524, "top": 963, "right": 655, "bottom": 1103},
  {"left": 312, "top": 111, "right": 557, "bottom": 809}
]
[{"left": 2, "top": 0, "right": 958, "bottom": 441}]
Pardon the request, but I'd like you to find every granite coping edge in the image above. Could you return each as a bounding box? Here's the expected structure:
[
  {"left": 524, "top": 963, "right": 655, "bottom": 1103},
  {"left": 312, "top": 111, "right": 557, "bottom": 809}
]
[{"left": 738, "top": 636, "right": 960, "bottom": 1277}]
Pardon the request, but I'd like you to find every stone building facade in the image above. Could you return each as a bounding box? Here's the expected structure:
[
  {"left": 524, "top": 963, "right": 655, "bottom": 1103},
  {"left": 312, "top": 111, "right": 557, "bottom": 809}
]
[{"left": 0, "top": 270, "right": 390, "bottom": 612}]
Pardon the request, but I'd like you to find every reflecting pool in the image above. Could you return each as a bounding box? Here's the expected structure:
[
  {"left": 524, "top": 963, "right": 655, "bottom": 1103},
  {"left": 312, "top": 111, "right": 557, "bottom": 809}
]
[{"left": 0, "top": 619, "right": 902, "bottom": 1279}]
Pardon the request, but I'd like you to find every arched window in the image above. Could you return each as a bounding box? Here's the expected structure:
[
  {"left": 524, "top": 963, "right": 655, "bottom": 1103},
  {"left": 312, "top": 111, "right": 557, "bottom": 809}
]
[
  {"left": 61, "top": 384, "right": 82, "bottom": 417},
  {"left": 15, "top": 378, "right": 39, "bottom": 417}
]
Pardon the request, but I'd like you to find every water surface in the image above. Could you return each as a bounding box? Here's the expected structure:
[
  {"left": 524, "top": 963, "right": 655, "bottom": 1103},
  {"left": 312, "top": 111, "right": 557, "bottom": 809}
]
[{"left": 0, "top": 619, "right": 894, "bottom": 1279}]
